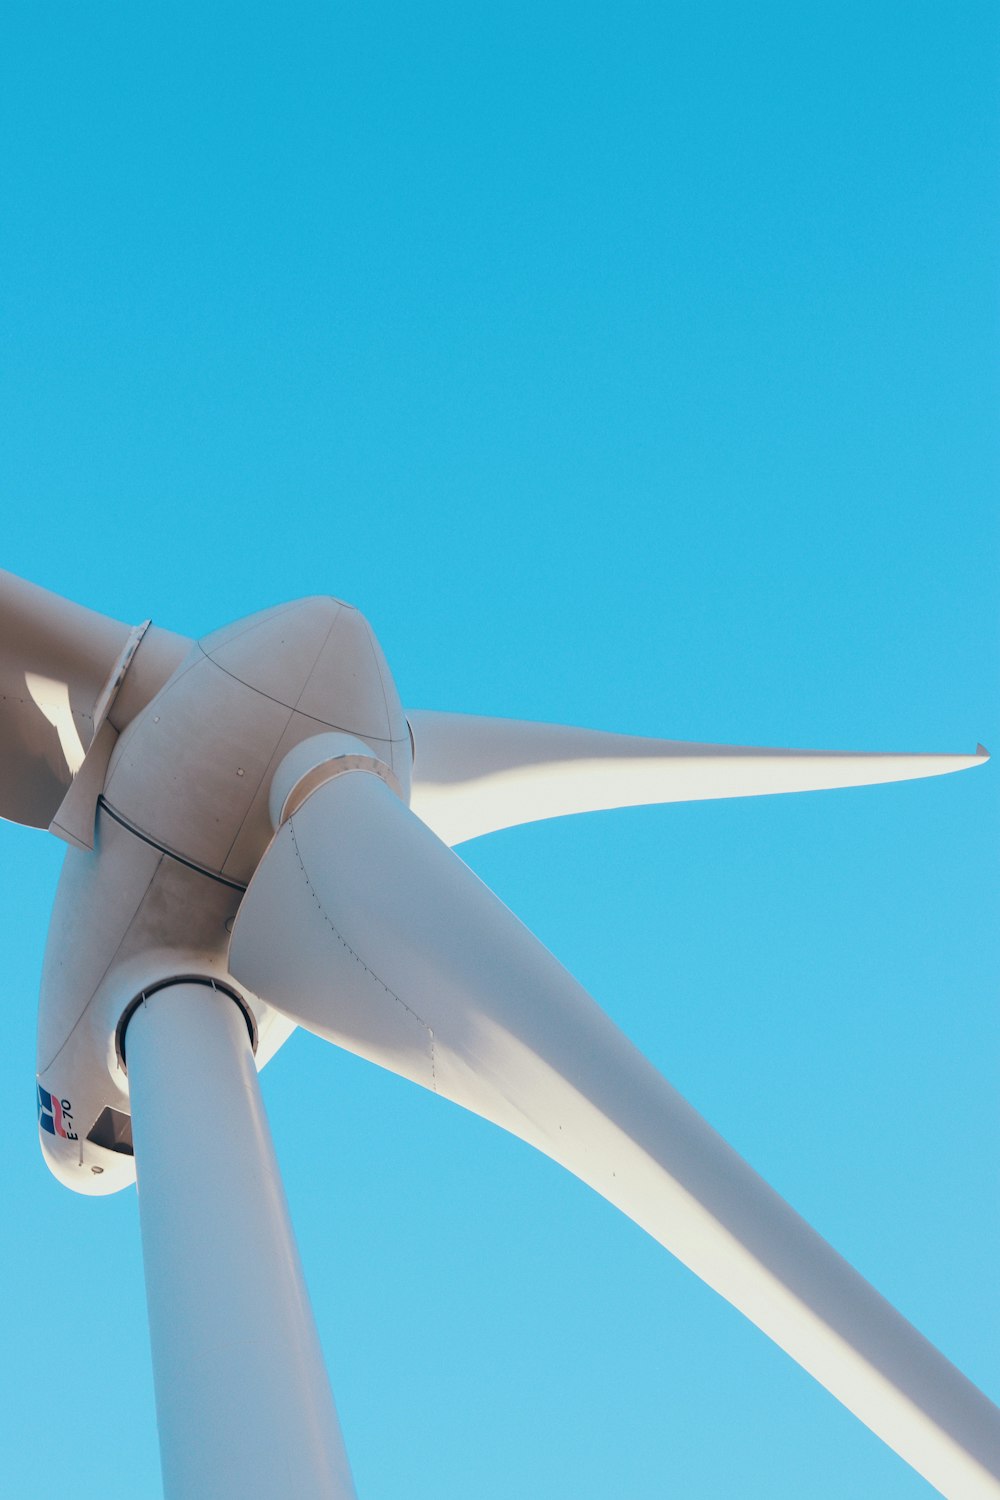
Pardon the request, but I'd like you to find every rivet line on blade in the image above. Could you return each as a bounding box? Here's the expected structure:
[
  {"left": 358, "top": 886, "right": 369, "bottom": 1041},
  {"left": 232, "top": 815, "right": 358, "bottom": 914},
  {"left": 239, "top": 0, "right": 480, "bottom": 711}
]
[{"left": 287, "top": 818, "right": 438, "bottom": 1091}]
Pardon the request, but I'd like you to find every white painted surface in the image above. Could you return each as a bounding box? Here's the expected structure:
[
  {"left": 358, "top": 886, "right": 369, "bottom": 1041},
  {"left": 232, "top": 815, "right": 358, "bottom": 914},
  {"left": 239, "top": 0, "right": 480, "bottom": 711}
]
[
  {"left": 105, "top": 596, "right": 410, "bottom": 884},
  {"left": 407, "top": 710, "right": 988, "bottom": 845},
  {"left": 0, "top": 569, "right": 188, "bottom": 829},
  {"left": 0, "top": 569, "right": 130, "bottom": 826},
  {"left": 232, "top": 769, "right": 1000, "bottom": 1500},
  {"left": 24, "top": 672, "right": 87, "bottom": 773},
  {"left": 35, "top": 805, "right": 295, "bottom": 1196},
  {"left": 126, "top": 983, "right": 355, "bottom": 1500},
  {"left": 267, "top": 731, "right": 400, "bottom": 829}
]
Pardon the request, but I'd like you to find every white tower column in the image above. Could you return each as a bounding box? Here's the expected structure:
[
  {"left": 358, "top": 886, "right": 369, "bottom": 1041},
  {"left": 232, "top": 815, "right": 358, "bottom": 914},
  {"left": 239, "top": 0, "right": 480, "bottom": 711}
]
[{"left": 125, "top": 981, "right": 356, "bottom": 1500}]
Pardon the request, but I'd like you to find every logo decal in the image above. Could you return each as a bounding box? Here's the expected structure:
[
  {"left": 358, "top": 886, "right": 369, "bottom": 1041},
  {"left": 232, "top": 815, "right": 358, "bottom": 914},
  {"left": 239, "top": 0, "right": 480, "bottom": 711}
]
[{"left": 38, "top": 1085, "right": 78, "bottom": 1142}]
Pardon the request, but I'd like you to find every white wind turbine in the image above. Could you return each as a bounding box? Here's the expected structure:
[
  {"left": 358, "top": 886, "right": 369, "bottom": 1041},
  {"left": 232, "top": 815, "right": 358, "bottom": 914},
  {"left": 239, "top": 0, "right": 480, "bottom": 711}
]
[{"left": 2, "top": 566, "right": 997, "bottom": 1500}]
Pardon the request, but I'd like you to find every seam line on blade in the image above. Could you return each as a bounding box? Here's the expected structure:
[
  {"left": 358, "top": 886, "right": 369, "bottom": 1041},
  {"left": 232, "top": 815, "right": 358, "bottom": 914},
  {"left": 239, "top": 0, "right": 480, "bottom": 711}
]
[{"left": 286, "top": 818, "right": 437, "bottom": 1089}]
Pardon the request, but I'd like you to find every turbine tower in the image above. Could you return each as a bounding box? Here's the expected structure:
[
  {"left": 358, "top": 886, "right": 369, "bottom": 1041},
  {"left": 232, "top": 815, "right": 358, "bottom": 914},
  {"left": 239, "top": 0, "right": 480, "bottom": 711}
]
[{"left": 3, "top": 568, "right": 997, "bottom": 1499}]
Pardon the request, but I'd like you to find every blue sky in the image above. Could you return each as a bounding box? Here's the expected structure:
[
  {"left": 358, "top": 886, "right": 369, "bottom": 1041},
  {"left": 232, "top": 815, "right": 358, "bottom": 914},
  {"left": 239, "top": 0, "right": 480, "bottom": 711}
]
[{"left": 0, "top": 4, "right": 997, "bottom": 1497}]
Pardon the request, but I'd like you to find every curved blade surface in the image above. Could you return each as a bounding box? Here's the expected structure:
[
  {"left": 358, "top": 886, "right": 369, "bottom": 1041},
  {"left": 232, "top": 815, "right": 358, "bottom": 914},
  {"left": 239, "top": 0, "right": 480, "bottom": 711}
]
[
  {"left": 0, "top": 570, "right": 132, "bottom": 827},
  {"left": 407, "top": 710, "right": 987, "bottom": 845},
  {"left": 230, "top": 770, "right": 1000, "bottom": 1499}
]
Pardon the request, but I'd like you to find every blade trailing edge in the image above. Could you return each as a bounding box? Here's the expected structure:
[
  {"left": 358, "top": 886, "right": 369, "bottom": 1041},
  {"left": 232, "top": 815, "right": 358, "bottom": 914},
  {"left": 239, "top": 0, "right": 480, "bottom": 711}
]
[{"left": 407, "top": 710, "right": 988, "bottom": 845}]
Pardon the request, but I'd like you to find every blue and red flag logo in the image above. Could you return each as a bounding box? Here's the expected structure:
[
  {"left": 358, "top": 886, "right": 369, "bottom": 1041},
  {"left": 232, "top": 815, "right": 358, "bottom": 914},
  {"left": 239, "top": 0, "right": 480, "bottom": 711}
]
[{"left": 38, "top": 1085, "right": 77, "bottom": 1141}]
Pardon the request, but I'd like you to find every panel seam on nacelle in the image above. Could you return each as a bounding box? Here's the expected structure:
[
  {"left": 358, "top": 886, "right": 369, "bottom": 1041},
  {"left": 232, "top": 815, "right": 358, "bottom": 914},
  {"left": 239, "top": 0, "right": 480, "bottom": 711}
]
[
  {"left": 198, "top": 635, "right": 406, "bottom": 742},
  {"left": 362, "top": 616, "right": 394, "bottom": 737},
  {"left": 291, "top": 607, "right": 341, "bottom": 713},
  {"left": 37, "top": 849, "right": 167, "bottom": 1079},
  {"left": 217, "top": 700, "right": 296, "bottom": 875},
  {"left": 98, "top": 798, "right": 249, "bottom": 892}
]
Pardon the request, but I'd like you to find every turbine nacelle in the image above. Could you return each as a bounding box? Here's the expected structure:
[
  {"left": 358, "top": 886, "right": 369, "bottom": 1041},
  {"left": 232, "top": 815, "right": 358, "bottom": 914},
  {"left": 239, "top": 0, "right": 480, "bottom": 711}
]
[{"left": 35, "top": 593, "right": 410, "bottom": 1194}]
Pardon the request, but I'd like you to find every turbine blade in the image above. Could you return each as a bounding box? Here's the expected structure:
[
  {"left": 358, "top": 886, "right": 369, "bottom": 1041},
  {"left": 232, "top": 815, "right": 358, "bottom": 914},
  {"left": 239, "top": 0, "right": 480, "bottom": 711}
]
[
  {"left": 230, "top": 769, "right": 1000, "bottom": 1500},
  {"left": 407, "top": 710, "right": 988, "bottom": 845},
  {"left": 0, "top": 570, "right": 133, "bottom": 827},
  {"left": 0, "top": 571, "right": 191, "bottom": 833}
]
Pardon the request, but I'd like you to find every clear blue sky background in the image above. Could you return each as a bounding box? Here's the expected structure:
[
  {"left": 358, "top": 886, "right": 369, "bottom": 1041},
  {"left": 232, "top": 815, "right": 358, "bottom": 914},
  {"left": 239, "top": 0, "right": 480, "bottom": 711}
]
[{"left": 0, "top": 5, "right": 997, "bottom": 1497}]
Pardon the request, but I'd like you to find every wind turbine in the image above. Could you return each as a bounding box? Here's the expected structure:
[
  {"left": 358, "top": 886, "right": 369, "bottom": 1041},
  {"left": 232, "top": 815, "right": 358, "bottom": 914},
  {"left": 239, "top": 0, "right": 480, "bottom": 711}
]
[{"left": 3, "top": 567, "right": 997, "bottom": 1500}]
